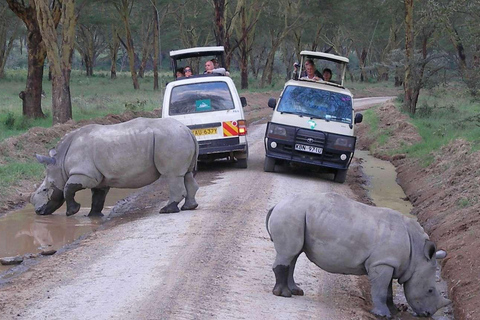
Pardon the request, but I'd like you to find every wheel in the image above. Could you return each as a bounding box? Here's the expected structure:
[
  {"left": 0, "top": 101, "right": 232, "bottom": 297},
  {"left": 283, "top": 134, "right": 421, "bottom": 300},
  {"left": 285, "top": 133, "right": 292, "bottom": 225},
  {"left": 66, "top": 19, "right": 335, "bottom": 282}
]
[
  {"left": 264, "top": 156, "right": 276, "bottom": 172},
  {"left": 334, "top": 169, "right": 347, "bottom": 183},
  {"left": 235, "top": 158, "right": 248, "bottom": 168}
]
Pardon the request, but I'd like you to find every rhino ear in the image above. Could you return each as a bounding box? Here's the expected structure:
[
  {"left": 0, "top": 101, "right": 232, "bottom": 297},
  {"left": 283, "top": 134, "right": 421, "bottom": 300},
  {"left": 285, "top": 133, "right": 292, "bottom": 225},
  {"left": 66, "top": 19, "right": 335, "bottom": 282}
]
[
  {"left": 424, "top": 240, "right": 436, "bottom": 261},
  {"left": 49, "top": 149, "right": 57, "bottom": 157},
  {"left": 36, "top": 154, "right": 56, "bottom": 166}
]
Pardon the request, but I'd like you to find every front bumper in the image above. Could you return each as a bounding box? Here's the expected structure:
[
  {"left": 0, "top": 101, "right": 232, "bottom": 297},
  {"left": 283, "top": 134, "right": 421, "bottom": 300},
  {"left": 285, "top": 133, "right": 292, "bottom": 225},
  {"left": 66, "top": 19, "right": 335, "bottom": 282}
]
[{"left": 264, "top": 122, "right": 355, "bottom": 170}]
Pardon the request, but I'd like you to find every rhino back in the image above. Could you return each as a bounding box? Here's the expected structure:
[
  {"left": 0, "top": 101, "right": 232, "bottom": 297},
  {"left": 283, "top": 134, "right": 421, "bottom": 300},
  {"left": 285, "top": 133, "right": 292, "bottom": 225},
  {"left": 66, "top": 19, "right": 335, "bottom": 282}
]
[
  {"left": 63, "top": 118, "right": 195, "bottom": 188},
  {"left": 302, "top": 193, "right": 412, "bottom": 276}
]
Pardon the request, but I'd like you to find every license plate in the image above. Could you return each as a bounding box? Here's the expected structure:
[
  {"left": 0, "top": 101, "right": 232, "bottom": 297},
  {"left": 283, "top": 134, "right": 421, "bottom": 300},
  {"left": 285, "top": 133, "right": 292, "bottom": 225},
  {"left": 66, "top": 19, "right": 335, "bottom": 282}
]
[
  {"left": 295, "top": 144, "right": 323, "bottom": 154},
  {"left": 191, "top": 128, "right": 217, "bottom": 136}
]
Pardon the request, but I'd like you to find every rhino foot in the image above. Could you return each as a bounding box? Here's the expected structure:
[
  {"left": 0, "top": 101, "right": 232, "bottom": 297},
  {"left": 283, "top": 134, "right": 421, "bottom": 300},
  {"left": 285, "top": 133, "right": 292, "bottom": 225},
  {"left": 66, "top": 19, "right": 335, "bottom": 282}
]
[
  {"left": 88, "top": 211, "right": 104, "bottom": 217},
  {"left": 181, "top": 200, "right": 198, "bottom": 211},
  {"left": 273, "top": 284, "right": 292, "bottom": 297},
  {"left": 160, "top": 202, "right": 180, "bottom": 214},
  {"left": 370, "top": 307, "right": 391, "bottom": 319},
  {"left": 290, "top": 287, "right": 304, "bottom": 296},
  {"left": 66, "top": 202, "right": 81, "bottom": 216}
]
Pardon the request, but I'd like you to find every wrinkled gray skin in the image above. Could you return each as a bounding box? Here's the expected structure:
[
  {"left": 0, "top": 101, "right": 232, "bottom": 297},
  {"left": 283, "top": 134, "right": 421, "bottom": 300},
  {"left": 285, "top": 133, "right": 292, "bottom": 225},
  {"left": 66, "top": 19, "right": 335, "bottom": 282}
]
[
  {"left": 266, "top": 193, "right": 451, "bottom": 318},
  {"left": 31, "top": 117, "right": 199, "bottom": 217}
]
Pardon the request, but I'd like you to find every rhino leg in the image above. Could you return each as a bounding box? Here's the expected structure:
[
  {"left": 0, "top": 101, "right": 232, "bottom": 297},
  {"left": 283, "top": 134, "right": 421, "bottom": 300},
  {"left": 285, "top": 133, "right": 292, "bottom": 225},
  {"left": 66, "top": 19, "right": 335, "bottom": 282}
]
[
  {"left": 65, "top": 183, "right": 83, "bottom": 216},
  {"left": 272, "top": 265, "right": 292, "bottom": 297},
  {"left": 160, "top": 176, "right": 185, "bottom": 214},
  {"left": 89, "top": 187, "right": 110, "bottom": 217},
  {"left": 65, "top": 175, "right": 99, "bottom": 216},
  {"left": 368, "top": 265, "right": 394, "bottom": 318},
  {"left": 386, "top": 278, "right": 398, "bottom": 315},
  {"left": 160, "top": 201, "right": 180, "bottom": 213},
  {"left": 288, "top": 254, "right": 304, "bottom": 295},
  {"left": 181, "top": 172, "right": 199, "bottom": 211}
]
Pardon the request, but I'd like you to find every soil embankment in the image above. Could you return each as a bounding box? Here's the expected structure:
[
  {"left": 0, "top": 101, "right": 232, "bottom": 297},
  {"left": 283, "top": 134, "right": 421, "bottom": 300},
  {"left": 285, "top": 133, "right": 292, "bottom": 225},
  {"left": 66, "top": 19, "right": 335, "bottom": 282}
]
[{"left": 356, "top": 103, "right": 480, "bottom": 320}]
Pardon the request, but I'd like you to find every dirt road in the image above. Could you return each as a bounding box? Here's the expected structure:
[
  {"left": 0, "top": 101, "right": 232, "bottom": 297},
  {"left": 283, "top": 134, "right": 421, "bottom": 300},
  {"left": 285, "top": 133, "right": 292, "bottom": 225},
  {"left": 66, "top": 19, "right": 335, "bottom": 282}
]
[{"left": 0, "top": 122, "right": 376, "bottom": 320}]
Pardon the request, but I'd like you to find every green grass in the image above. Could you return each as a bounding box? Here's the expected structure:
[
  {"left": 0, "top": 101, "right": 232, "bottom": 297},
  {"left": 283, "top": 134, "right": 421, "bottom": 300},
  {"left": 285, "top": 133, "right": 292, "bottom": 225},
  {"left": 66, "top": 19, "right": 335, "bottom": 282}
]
[
  {"left": 0, "top": 159, "right": 45, "bottom": 203},
  {"left": 0, "top": 70, "right": 173, "bottom": 142},
  {"left": 364, "top": 82, "right": 480, "bottom": 166}
]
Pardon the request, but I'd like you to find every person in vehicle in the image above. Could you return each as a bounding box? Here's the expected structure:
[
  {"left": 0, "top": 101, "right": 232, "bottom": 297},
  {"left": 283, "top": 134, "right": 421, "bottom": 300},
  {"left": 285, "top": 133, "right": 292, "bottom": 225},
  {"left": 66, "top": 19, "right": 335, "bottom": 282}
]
[
  {"left": 300, "top": 63, "right": 322, "bottom": 81},
  {"left": 176, "top": 67, "right": 185, "bottom": 78},
  {"left": 293, "top": 59, "right": 322, "bottom": 80},
  {"left": 204, "top": 59, "right": 227, "bottom": 75},
  {"left": 323, "top": 68, "right": 333, "bottom": 82},
  {"left": 184, "top": 66, "right": 193, "bottom": 77}
]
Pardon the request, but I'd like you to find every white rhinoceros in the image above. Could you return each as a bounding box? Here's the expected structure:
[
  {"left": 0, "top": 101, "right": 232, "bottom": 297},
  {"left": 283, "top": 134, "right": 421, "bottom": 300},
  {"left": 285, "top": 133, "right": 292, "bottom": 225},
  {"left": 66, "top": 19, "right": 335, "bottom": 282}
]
[
  {"left": 31, "top": 117, "right": 199, "bottom": 216},
  {"left": 266, "top": 192, "right": 451, "bottom": 318}
]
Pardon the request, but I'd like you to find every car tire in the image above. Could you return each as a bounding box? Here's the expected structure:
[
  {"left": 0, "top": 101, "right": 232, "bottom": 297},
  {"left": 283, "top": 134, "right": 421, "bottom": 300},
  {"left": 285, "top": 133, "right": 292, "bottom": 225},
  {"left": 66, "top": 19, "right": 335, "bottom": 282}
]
[
  {"left": 264, "top": 156, "right": 276, "bottom": 172},
  {"left": 235, "top": 158, "right": 248, "bottom": 169},
  {"left": 334, "top": 169, "right": 347, "bottom": 183}
]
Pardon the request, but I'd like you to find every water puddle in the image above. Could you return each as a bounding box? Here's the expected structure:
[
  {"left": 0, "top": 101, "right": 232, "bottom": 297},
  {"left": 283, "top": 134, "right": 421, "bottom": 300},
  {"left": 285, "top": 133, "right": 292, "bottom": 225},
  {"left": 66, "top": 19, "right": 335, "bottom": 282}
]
[
  {"left": 0, "top": 188, "right": 134, "bottom": 274},
  {"left": 356, "top": 150, "right": 453, "bottom": 320},
  {"left": 355, "top": 150, "right": 414, "bottom": 218}
]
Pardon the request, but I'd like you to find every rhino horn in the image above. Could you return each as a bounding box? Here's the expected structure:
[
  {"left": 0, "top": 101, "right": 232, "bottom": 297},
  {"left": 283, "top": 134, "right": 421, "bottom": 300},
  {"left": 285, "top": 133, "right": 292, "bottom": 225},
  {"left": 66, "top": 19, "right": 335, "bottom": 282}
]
[
  {"left": 435, "top": 250, "right": 447, "bottom": 259},
  {"left": 438, "top": 296, "right": 452, "bottom": 309},
  {"left": 36, "top": 154, "right": 56, "bottom": 165}
]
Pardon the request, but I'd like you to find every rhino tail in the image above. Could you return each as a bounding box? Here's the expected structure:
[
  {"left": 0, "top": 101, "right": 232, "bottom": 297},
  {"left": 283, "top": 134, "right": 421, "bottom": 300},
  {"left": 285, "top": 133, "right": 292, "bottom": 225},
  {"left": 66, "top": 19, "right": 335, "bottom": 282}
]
[
  {"left": 265, "top": 205, "right": 276, "bottom": 241},
  {"left": 188, "top": 131, "right": 199, "bottom": 176}
]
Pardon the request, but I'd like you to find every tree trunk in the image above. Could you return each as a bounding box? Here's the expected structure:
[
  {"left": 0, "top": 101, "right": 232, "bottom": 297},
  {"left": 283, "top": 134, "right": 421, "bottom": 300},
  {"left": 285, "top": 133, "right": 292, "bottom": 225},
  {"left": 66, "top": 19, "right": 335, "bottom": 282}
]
[
  {"left": 213, "top": 0, "right": 227, "bottom": 67},
  {"left": 153, "top": 5, "right": 159, "bottom": 90},
  {"left": 84, "top": 54, "right": 93, "bottom": 76},
  {"left": 356, "top": 48, "right": 368, "bottom": 82},
  {"left": 109, "top": 26, "right": 119, "bottom": 79},
  {"left": 35, "top": 0, "right": 75, "bottom": 124},
  {"left": 6, "top": 0, "right": 46, "bottom": 118},
  {"left": 404, "top": 0, "right": 415, "bottom": 114},
  {"left": 125, "top": 22, "right": 139, "bottom": 89},
  {"left": 115, "top": 0, "right": 139, "bottom": 90}
]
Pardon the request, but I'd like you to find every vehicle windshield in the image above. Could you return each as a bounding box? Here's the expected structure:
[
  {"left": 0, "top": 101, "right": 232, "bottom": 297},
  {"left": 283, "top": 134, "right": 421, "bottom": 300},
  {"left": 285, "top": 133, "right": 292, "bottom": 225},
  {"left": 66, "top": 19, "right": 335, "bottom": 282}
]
[
  {"left": 169, "top": 81, "right": 234, "bottom": 115},
  {"left": 277, "top": 85, "right": 352, "bottom": 123}
]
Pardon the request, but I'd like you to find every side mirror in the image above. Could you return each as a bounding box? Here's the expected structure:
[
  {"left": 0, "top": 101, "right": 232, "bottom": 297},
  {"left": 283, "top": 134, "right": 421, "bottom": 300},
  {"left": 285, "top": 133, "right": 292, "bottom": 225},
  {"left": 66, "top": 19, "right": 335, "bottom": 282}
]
[
  {"left": 268, "top": 98, "right": 276, "bottom": 109},
  {"left": 354, "top": 113, "right": 363, "bottom": 124},
  {"left": 240, "top": 97, "right": 247, "bottom": 108}
]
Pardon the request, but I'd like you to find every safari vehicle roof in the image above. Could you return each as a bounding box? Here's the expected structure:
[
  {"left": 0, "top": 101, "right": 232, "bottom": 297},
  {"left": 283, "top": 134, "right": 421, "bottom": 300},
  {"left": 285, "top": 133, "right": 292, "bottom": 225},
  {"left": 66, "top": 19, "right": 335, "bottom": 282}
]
[
  {"left": 169, "top": 46, "right": 226, "bottom": 78},
  {"left": 170, "top": 46, "right": 224, "bottom": 60},
  {"left": 298, "top": 51, "right": 349, "bottom": 87}
]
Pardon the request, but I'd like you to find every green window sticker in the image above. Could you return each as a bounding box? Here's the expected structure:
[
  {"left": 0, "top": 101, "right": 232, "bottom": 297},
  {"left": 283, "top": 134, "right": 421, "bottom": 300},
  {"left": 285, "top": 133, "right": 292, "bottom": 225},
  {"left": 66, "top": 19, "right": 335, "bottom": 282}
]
[{"left": 196, "top": 99, "right": 212, "bottom": 112}]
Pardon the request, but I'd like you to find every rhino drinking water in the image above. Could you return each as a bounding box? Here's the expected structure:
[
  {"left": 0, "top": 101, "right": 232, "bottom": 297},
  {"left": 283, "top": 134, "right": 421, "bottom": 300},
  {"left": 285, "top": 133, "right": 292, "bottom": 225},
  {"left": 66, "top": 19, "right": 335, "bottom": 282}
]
[
  {"left": 31, "top": 117, "right": 199, "bottom": 216},
  {"left": 266, "top": 192, "right": 451, "bottom": 318}
]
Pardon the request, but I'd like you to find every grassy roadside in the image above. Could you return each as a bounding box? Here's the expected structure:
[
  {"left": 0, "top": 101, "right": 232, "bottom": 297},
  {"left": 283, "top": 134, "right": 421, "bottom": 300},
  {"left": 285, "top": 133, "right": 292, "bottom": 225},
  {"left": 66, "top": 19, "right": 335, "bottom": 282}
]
[{"left": 363, "top": 83, "right": 480, "bottom": 165}]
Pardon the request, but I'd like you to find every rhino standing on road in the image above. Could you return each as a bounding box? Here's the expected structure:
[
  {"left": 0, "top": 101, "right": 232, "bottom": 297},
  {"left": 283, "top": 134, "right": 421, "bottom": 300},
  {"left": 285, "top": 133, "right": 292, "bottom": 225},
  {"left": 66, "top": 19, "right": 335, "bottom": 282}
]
[
  {"left": 266, "top": 192, "right": 451, "bottom": 318},
  {"left": 31, "top": 117, "right": 199, "bottom": 216}
]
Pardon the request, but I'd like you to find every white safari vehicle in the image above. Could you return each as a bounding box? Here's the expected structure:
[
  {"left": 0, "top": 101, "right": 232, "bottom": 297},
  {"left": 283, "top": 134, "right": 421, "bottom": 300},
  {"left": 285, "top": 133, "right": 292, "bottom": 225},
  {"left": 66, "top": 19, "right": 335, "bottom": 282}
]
[
  {"left": 264, "top": 51, "right": 363, "bottom": 183},
  {"left": 162, "top": 46, "right": 249, "bottom": 168}
]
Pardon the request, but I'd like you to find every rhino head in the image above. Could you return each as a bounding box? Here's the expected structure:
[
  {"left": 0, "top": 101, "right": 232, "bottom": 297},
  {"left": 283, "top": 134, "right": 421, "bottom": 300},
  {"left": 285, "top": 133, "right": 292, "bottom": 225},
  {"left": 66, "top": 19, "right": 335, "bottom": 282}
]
[
  {"left": 403, "top": 240, "right": 451, "bottom": 317},
  {"left": 31, "top": 150, "right": 66, "bottom": 215}
]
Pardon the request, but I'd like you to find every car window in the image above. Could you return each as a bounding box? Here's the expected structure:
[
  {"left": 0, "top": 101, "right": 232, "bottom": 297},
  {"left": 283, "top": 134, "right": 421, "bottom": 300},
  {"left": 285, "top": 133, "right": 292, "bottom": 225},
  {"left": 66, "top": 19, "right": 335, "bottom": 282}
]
[
  {"left": 169, "top": 81, "right": 235, "bottom": 115},
  {"left": 277, "top": 85, "right": 352, "bottom": 123}
]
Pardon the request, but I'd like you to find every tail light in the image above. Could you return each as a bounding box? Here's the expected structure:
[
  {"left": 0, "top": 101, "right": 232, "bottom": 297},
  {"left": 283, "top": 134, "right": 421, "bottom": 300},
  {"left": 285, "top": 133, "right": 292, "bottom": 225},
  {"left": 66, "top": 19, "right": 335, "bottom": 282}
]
[{"left": 237, "top": 120, "right": 247, "bottom": 136}]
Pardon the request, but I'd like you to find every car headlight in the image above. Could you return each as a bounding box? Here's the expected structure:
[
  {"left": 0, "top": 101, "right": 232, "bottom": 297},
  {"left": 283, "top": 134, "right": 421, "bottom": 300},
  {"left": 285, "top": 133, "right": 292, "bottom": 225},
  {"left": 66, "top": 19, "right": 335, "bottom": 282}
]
[
  {"left": 327, "top": 134, "right": 356, "bottom": 151},
  {"left": 267, "top": 123, "right": 293, "bottom": 140}
]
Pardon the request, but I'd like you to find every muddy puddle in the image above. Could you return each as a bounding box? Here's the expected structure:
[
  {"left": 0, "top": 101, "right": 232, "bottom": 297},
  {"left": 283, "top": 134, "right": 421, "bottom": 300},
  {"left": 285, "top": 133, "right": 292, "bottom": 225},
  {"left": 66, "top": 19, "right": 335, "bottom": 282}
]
[
  {"left": 356, "top": 150, "right": 414, "bottom": 218},
  {"left": 0, "top": 188, "right": 134, "bottom": 274},
  {"left": 356, "top": 150, "right": 453, "bottom": 320}
]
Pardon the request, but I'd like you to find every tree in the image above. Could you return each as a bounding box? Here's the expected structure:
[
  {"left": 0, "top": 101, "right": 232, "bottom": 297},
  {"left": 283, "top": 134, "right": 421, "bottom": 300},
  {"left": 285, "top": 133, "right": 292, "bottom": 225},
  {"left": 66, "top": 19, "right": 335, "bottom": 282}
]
[
  {"left": 35, "top": 0, "right": 78, "bottom": 124},
  {"left": 113, "top": 0, "right": 139, "bottom": 89},
  {"left": 404, "top": 0, "right": 415, "bottom": 113},
  {"left": 6, "top": 0, "right": 61, "bottom": 119},
  {"left": 0, "top": 4, "right": 19, "bottom": 78}
]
